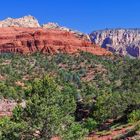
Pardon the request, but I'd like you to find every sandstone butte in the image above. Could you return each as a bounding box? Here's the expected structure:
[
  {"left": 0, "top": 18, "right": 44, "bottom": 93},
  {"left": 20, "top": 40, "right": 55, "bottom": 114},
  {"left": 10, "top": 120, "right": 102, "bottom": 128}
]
[{"left": 0, "top": 27, "right": 111, "bottom": 56}]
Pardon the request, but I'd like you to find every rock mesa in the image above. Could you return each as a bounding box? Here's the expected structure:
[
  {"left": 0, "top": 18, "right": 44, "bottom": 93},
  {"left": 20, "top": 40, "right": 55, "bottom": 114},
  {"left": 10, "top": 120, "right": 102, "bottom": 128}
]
[
  {"left": 0, "top": 16, "right": 111, "bottom": 56},
  {"left": 0, "top": 27, "right": 111, "bottom": 56}
]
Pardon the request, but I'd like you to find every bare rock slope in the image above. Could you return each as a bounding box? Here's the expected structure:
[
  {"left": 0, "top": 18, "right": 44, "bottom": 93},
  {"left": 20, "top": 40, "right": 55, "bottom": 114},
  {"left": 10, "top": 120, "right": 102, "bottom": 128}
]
[
  {"left": 0, "top": 15, "right": 40, "bottom": 28},
  {"left": 90, "top": 29, "right": 140, "bottom": 58},
  {"left": 0, "top": 16, "right": 111, "bottom": 56}
]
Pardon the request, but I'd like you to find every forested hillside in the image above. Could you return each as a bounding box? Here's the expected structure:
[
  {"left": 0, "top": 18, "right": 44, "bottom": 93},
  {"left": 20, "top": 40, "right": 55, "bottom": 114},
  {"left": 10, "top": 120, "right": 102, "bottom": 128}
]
[{"left": 0, "top": 52, "right": 140, "bottom": 139}]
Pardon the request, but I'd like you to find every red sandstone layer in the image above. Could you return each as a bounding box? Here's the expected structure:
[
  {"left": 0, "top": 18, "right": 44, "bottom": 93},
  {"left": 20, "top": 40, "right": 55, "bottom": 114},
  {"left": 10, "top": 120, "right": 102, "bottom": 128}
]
[{"left": 0, "top": 27, "right": 111, "bottom": 56}]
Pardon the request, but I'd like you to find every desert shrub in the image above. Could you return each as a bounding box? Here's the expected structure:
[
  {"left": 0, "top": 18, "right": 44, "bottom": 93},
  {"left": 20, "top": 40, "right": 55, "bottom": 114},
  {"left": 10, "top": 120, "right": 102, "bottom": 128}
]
[
  {"left": 0, "top": 117, "right": 26, "bottom": 140},
  {"left": 128, "top": 110, "right": 140, "bottom": 123},
  {"left": 94, "top": 92, "right": 140, "bottom": 123},
  {"left": 0, "top": 82, "right": 19, "bottom": 99},
  {"left": 82, "top": 118, "right": 97, "bottom": 132}
]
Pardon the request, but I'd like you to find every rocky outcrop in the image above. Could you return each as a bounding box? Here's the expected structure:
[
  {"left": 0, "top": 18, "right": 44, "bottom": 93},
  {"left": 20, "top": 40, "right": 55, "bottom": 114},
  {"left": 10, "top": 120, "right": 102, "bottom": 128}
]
[
  {"left": 0, "top": 100, "right": 16, "bottom": 117},
  {"left": 0, "top": 15, "right": 40, "bottom": 28},
  {"left": 42, "top": 22, "right": 91, "bottom": 41},
  {"left": 0, "top": 27, "right": 111, "bottom": 56},
  {"left": 42, "top": 23, "right": 59, "bottom": 30},
  {"left": 0, "top": 16, "right": 111, "bottom": 56},
  {"left": 125, "top": 41, "right": 140, "bottom": 58},
  {"left": 0, "top": 15, "right": 90, "bottom": 41},
  {"left": 0, "top": 99, "right": 26, "bottom": 117},
  {"left": 90, "top": 29, "right": 140, "bottom": 58}
]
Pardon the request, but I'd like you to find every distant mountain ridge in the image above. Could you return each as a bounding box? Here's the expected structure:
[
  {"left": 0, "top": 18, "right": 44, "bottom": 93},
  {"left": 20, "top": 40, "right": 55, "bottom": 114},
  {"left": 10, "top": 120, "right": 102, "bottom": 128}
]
[
  {"left": 90, "top": 29, "right": 140, "bottom": 58},
  {"left": 1, "top": 15, "right": 140, "bottom": 58}
]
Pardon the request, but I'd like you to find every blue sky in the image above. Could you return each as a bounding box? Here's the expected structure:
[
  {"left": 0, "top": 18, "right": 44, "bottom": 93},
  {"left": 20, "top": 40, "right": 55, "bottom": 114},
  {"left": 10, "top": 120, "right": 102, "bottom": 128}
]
[{"left": 0, "top": 0, "right": 140, "bottom": 33}]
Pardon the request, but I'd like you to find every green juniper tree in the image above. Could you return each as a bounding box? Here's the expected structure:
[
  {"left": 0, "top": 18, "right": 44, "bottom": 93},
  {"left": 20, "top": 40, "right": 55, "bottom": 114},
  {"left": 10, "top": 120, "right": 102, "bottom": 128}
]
[{"left": 0, "top": 75, "right": 87, "bottom": 140}]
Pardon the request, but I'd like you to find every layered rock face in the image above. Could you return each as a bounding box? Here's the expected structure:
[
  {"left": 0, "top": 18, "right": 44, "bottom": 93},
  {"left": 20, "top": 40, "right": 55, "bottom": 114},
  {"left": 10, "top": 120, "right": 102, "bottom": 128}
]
[
  {"left": 0, "top": 27, "right": 110, "bottom": 56},
  {"left": 42, "top": 22, "right": 91, "bottom": 41},
  {"left": 0, "top": 15, "right": 111, "bottom": 56},
  {"left": 90, "top": 29, "right": 140, "bottom": 58},
  {"left": 0, "top": 15, "right": 40, "bottom": 28},
  {"left": 0, "top": 16, "right": 90, "bottom": 41},
  {"left": 0, "top": 16, "right": 111, "bottom": 56}
]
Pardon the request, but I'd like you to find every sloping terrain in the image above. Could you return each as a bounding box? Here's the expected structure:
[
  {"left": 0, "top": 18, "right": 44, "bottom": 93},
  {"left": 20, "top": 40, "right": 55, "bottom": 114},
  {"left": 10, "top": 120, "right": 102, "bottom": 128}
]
[
  {"left": 0, "top": 52, "right": 140, "bottom": 139},
  {"left": 0, "top": 16, "right": 111, "bottom": 56},
  {"left": 0, "top": 16, "right": 140, "bottom": 139},
  {"left": 0, "top": 15, "right": 40, "bottom": 28},
  {"left": 90, "top": 29, "right": 140, "bottom": 58},
  {"left": 0, "top": 27, "right": 111, "bottom": 56}
]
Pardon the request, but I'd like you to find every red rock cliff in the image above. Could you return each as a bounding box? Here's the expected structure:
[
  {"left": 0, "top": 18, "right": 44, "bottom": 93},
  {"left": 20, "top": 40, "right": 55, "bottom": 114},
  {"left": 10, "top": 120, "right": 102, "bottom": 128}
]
[{"left": 0, "top": 27, "right": 111, "bottom": 56}]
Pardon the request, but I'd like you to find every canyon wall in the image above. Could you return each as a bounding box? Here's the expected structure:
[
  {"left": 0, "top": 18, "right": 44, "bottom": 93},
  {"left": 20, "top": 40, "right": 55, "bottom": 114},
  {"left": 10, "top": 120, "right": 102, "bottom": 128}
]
[
  {"left": 90, "top": 29, "right": 140, "bottom": 57},
  {"left": 0, "top": 16, "right": 111, "bottom": 56},
  {"left": 0, "top": 27, "right": 111, "bottom": 56}
]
